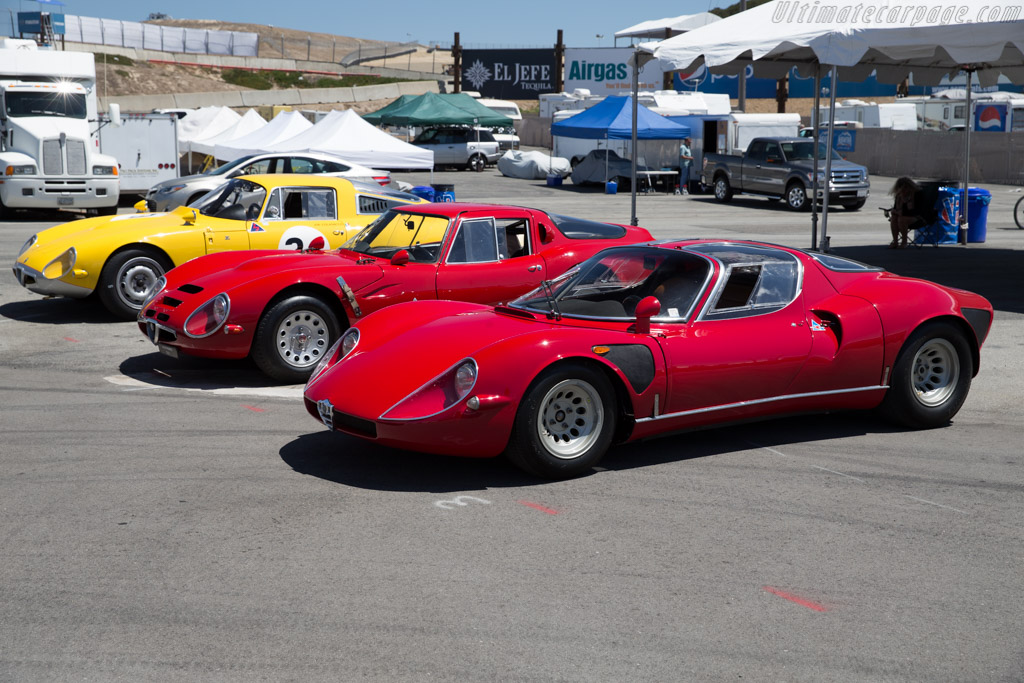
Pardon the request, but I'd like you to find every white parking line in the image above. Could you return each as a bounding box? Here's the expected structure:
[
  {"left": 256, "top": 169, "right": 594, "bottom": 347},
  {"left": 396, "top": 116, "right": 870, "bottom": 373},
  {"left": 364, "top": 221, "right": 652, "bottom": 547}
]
[
  {"left": 103, "top": 374, "right": 303, "bottom": 399},
  {"left": 810, "top": 465, "right": 866, "bottom": 483},
  {"left": 903, "top": 495, "right": 967, "bottom": 514}
]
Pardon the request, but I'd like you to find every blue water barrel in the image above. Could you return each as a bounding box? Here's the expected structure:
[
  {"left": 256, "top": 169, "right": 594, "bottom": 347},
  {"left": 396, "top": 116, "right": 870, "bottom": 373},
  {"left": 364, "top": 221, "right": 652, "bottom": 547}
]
[
  {"left": 431, "top": 183, "right": 456, "bottom": 202},
  {"left": 409, "top": 186, "right": 435, "bottom": 201}
]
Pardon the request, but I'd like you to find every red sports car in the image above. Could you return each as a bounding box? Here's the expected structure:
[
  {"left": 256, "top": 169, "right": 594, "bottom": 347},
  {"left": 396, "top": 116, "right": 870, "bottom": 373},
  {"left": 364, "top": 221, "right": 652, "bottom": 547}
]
[
  {"left": 137, "top": 203, "right": 653, "bottom": 382},
  {"left": 303, "top": 240, "right": 994, "bottom": 479}
]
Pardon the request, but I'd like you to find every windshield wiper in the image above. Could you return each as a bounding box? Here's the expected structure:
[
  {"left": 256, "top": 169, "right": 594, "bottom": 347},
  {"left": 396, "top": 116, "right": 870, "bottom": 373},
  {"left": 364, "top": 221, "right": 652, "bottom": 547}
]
[{"left": 540, "top": 279, "right": 561, "bottom": 321}]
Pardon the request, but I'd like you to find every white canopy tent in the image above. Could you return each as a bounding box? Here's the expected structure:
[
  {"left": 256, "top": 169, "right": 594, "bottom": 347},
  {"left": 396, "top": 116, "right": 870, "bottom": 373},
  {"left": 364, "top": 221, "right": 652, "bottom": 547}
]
[
  {"left": 638, "top": 0, "right": 1024, "bottom": 248},
  {"left": 614, "top": 13, "right": 720, "bottom": 44},
  {"left": 212, "top": 110, "right": 313, "bottom": 161},
  {"left": 190, "top": 109, "right": 266, "bottom": 158},
  {"left": 267, "top": 109, "right": 434, "bottom": 170},
  {"left": 176, "top": 106, "right": 242, "bottom": 153}
]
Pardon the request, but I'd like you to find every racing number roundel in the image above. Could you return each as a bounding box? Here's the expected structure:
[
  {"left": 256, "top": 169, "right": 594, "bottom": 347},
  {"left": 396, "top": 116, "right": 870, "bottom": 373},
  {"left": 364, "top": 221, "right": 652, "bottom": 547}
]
[{"left": 278, "top": 225, "right": 330, "bottom": 251}]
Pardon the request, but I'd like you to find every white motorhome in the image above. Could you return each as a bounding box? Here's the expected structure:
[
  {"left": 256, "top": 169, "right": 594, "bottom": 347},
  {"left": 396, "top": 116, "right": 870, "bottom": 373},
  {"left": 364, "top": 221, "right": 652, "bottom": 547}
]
[
  {"left": 0, "top": 39, "right": 120, "bottom": 216},
  {"left": 818, "top": 100, "right": 918, "bottom": 130},
  {"left": 97, "top": 111, "right": 180, "bottom": 195}
]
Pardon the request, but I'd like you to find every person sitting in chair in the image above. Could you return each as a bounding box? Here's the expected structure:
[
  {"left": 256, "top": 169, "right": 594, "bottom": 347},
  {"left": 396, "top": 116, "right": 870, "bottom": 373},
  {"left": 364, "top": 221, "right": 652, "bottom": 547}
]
[{"left": 887, "top": 176, "right": 925, "bottom": 248}]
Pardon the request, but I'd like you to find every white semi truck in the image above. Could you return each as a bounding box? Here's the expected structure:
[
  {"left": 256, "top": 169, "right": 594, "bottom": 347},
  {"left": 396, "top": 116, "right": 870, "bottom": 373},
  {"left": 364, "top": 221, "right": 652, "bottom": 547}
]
[{"left": 0, "top": 39, "right": 120, "bottom": 217}]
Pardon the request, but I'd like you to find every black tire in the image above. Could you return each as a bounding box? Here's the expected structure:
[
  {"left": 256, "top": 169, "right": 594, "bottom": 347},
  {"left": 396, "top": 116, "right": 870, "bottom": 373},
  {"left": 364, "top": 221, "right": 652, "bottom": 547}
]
[
  {"left": 880, "top": 321, "right": 973, "bottom": 429},
  {"left": 785, "top": 182, "right": 809, "bottom": 211},
  {"left": 251, "top": 295, "right": 343, "bottom": 383},
  {"left": 1014, "top": 196, "right": 1024, "bottom": 229},
  {"left": 95, "top": 205, "right": 118, "bottom": 216},
  {"left": 713, "top": 176, "right": 733, "bottom": 203},
  {"left": 0, "top": 195, "right": 8, "bottom": 221},
  {"left": 844, "top": 199, "right": 867, "bottom": 211},
  {"left": 505, "top": 362, "right": 617, "bottom": 479},
  {"left": 97, "top": 248, "right": 173, "bottom": 319},
  {"left": 467, "top": 154, "right": 486, "bottom": 172}
]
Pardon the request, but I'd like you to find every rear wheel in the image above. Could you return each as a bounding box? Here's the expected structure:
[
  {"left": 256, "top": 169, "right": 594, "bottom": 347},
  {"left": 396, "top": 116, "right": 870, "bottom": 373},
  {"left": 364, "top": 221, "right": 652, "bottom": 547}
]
[
  {"left": 97, "top": 248, "right": 172, "bottom": 319},
  {"left": 1014, "top": 195, "right": 1024, "bottom": 229},
  {"left": 505, "top": 362, "right": 617, "bottom": 479},
  {"left": 252, "top": 295, "right": 342, "bottom": 383},
  {"left": 467, "top": 154, "right": 486, "bottom": 172},
  {"left": 713, "top": 176, "right": 733, "bottom": 203},
  {"left": 880, "top": 321, "right": 973, "bottom": 429}
]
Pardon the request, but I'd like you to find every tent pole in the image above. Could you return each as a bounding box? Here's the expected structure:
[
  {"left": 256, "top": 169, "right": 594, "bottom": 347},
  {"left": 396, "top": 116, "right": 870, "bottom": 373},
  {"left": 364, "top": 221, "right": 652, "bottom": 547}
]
[
  {"left": 960, "top": 67, "right": 973, "bottom": 245},
  {"left": 630, "top": 48, "right": 639, "bottom": 226},
  {"left": 811, "top": 65, "right": 821, "bottom": 250},
  {"left": 820, "top": 65, "right": 838, "bottom": 253}
]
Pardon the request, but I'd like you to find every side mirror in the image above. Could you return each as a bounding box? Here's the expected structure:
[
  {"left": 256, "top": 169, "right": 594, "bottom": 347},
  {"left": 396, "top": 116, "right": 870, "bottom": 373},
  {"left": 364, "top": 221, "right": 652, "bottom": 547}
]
[
  {"left": 539, "top": 224, "right": 554, "bottom": 244},
  {"left": 109, "top": 103, "right": 122, "bottom": 128},
  {"left": 133, "top": 199, "right": 149, "bottom": 213},
  {"left": 634, "top": 296, "right": 661, "bottom": 334},
  {"left": 390, "top": 249, "right": 410, "bottom": 266}
]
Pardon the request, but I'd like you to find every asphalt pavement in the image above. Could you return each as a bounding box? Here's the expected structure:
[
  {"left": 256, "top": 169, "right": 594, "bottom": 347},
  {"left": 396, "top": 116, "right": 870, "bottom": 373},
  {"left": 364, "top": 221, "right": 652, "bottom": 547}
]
[{"left": 1, "top": 168, "right": 1022, "bottom": 681}]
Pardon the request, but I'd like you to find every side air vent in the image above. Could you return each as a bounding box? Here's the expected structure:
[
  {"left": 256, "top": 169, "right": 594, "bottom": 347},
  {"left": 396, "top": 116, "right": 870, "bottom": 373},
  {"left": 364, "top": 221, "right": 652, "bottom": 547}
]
[{"left": 178, "top": 284, "right": 204, "bottom": 294}]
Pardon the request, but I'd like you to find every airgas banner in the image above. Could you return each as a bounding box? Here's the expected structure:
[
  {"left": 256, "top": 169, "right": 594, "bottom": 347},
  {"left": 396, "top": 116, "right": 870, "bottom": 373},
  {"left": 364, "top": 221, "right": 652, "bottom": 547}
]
[
  {"left": 564, "top": 48, "right": 664, "bottom": 96},
  {"left": 461, "top": 49, "right": 556, "bottom": 99}
]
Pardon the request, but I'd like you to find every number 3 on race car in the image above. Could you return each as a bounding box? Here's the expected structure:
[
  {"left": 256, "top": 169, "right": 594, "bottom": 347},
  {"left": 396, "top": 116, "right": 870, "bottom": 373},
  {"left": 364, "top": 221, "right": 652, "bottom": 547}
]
[{"left": 278, "top": 225, "right": 331, "bottom": 251}]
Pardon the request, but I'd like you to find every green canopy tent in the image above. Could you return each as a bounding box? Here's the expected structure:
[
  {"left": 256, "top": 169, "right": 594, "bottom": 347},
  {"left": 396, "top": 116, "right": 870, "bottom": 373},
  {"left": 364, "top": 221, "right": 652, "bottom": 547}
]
[
  {"left": 361, "top": 94, "right": 417, "bottom": 126},
  {"left": 364, "top": 91, "right": 512, "bottom": 128}
]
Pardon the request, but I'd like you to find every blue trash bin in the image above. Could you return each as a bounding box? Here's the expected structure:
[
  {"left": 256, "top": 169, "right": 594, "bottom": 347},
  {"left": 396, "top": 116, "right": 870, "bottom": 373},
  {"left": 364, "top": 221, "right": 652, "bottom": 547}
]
[
  {"left": 431, "top": 183, "right": 456, "bottom": 202},
  {"left": 966, "top": 187, "right": 992, "bottom": 243},
  {"left": 605, "top": 180, "right": 618, "bottom": 195},
  {"left": 410, "top": 185, "right": 435, "bottom": 202}
]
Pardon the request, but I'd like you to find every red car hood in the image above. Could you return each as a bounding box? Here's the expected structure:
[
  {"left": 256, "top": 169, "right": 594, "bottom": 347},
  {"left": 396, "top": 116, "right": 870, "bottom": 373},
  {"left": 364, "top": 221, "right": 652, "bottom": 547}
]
[
  {"left": 307, "top": 301, "right": 549, "bottom": 418},
  {"left": 164, "top": 248, "right": 385, "bottom": 292}
]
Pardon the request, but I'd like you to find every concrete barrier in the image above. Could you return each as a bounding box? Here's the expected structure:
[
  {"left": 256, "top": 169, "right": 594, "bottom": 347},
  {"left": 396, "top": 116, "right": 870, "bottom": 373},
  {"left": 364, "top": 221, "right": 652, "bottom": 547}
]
[
  {"left": 297, "top": 87, "right": 356, "bottom": 105},
  {"left": 174, "top": 91, "right": 245, "bottom": 109},
  {"left": 239, "top": 89, "right": 302, "bottom": 107}
]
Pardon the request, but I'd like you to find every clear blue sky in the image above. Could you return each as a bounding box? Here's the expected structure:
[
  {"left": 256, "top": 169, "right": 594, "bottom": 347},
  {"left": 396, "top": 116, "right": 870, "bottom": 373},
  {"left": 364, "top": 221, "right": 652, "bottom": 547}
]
[{"left": 3, "top": 0, "right": 728, "bottom": 47}]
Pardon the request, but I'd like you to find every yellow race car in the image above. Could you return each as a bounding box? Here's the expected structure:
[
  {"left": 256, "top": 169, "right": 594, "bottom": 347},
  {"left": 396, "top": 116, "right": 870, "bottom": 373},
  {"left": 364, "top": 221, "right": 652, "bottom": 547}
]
[{"left": 13, "top": 175, "right": 427, "bottom": 318}]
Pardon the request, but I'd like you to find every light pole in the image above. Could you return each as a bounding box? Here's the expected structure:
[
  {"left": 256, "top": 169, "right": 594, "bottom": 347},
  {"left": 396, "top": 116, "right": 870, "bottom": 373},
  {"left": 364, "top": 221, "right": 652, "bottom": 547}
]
[{"left": 596, "top": 34, "right": 604, "bottom": 47}]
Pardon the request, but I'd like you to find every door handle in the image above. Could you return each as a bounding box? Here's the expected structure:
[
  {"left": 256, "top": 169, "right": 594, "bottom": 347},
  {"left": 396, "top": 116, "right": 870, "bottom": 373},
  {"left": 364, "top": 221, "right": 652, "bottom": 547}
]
[{"left": 527, "top": 265, "right": 541, "bottom": 272}]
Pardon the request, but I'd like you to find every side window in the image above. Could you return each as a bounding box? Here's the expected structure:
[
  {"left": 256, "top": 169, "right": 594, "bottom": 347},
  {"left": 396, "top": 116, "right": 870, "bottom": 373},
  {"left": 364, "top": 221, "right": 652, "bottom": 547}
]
[
  {"left": 764, "top": 143, "right": 782, "bottom": 162},
  {"left": 747, "top": 141, "right": 765, "bottom": 161},
  {"left": 314, "top": 160, "right": 349, "bottom": 173},
  {"left": 290, "top": 158, "right": 315, "bottom": 174},
  {"left": 264, "top": 187, "right": 284, "bottom": 220},
  {"left": 236, "top": 158, "right": 273, "bottom": 176},
  {"left": 448, "top": 218, "right": 498, "bottom": 263},
  {"left": 496, "top": 218, "right": 530, "bottom": 259},
  {"left": 705, "top": 262, "right": 799, "bottom": 320},
  {"left": 714, "top": 265, "right": 762, "bottom": 311},
  {"left": 275, "top": 188, "right": 337, "bottom": 220}
]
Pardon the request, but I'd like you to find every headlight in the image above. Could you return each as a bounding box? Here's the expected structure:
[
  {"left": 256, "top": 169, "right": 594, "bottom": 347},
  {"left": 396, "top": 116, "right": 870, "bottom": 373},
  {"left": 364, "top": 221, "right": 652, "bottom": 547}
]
[
  {"left": 381, "top": 358, "right": 478, "bottom": 421},
  {"left": 18, "top": 234, "right": 37, "bottom": 256},
  {"left": 6, "top": 164, "right": 36, "bottom": 175},
  {"left": 306, "top": 328, "right": 358, "bottom": 388},
  {"left": 139, "top": 275, "right": 166, "bottom": 314},
  {"left": 92, "top": 165, "right": 118, "bottom": 176},
  {"left": 183, "top": 293, "right": 230, "bottom": 338},
  {"left": 42, "top": 247, "right": 76, "bottom": 280},
  {"left": 159, "top": 184, "right": 187, "bottom": 194}
]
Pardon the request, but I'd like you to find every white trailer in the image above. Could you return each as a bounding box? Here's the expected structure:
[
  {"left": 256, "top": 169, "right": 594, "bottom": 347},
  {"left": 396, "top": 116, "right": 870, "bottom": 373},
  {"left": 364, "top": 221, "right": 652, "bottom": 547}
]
[
  {"left": 819, "top": 100, "right": 919, "bottom": 130},
  {"left": 0, "top": 39, "right": 120, "bottom": 216},
  {"left": 98, "top": 112, "right": 180, "bottom": 195}
]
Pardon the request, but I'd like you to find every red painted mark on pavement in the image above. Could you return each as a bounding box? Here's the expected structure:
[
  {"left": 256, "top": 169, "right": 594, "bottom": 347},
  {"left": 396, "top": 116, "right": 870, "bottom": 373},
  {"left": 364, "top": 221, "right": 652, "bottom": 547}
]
[
  {"left": 63, "top": 337, "right": 80, "bottom": 342},
  {"left": 763, "top": 586, "right": 828, "bottom": 612},
  {"left": 242, "top": 405, "right": 265, "bottom": 413},
  {"left": 517, "top": 500, "right": 559, "bottom": 515}
]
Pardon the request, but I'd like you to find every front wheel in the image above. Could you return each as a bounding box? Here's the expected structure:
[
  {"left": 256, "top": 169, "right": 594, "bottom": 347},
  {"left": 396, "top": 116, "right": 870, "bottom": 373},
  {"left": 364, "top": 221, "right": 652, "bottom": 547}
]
[
  {"left": 251, "top": 295, "right": 342, "bottom": 383},
  {"left": 880, "top": 321, "right": 973, "bottom": 429},
  {"left": 97, "top": 248, "right": 172, "bottom": 319},
  {"left": 505, "top": 362, "right": 617, "bottom": 479},
  {"left": 1014, "top": 195, "right": 1024, "bottom": 229},
  {"left": 713, "top": 176, "right": 733, "bottom": 203},
  {"left": 785, "top": 182, "right": 809, "bottom": 211},
  {"left": 467, "top": 154, "right": 486, "bottom": 172}
]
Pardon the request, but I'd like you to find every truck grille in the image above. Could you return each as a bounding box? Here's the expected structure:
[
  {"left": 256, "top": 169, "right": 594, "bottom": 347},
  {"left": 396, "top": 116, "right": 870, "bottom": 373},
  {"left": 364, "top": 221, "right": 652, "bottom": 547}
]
[
  {"left": 830, "top": 169, "right": 863, "bottom": 185},
  {"left": 41, "top": 138, "right": 88, "bottom": 176}
]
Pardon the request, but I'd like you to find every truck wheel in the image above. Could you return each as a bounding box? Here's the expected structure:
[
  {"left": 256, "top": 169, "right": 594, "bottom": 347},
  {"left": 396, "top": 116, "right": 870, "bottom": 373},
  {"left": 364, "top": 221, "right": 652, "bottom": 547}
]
[
  {"left": 713, "top": 176, "right": 733, "bottom": 203},
  {"left": 785, "top": 182, "right": 809, "bottom": 211},
  {"left": 0, "top": 196, "right": 8, "bottom": 221},
  {"left": 95, "top": 205, "right": 118, "bottom": 216},
  {"left": 467, "top": 154, "right": 486, "bottom": 172},
  {"left": 97, "top": 248, "right": 172, "bottom": 320}
]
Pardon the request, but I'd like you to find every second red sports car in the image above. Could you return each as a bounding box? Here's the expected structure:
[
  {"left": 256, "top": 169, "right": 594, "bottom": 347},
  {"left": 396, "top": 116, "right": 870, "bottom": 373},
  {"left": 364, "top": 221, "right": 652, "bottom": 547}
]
[{"left": 137, "top": 203, "right": 653, "bottom": 382}]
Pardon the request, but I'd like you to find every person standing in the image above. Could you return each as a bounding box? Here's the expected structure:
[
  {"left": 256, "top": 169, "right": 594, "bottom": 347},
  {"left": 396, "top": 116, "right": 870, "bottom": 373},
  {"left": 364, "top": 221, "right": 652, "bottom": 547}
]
[{"left": 679, "top": 137, "right": 693, "bottom": 195}]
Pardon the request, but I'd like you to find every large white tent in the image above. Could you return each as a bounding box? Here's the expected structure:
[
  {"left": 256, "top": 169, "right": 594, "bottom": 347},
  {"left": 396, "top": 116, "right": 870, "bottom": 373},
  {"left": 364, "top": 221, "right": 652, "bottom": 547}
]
[
  {"left": 614, "top": 13, "right": 720, "bottom": 44},
  {"left": 639, "top": 0, "right": 1024, "bottom": 248},
  {"left": 212, "top": 110, "right": 312, "bottom": 161},
  {"left": 190, "top": 109, "right": 266, "bottom": 158},
  {"left": 176, "top": 106, "right": 241, "bottom": 154},
  {"left": 268, "top": 109, "right": 434, "bottom": 170}
]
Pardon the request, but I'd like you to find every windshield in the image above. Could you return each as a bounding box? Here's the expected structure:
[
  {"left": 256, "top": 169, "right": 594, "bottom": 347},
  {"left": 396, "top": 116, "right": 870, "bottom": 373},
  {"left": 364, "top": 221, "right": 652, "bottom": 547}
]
[
  {"left": 190, "top": 178, "right": 267, "bottom": 220},
  {"left": 781, "top": 140, "right": 838, "bottom": 161},
  {"left": 342, "top": 209, "right": 451, "bottom": 262},
  {"left": 204, "top": 154, "right": 259, "bottom": 176},
  {"left": 5, "top": 91, "right": 87, "bottom": 119},
  {"left": 512, "top": 247, "right": 712, "bottom": 321}
]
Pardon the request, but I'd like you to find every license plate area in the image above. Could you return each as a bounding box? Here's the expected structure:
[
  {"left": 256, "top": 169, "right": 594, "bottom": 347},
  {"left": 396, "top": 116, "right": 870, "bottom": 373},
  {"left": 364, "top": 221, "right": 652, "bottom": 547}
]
[
  {"left": 58, "top": 197, "right": 74, "bottom": 205},
  {"left": 158, "top": 344, "right": 179, "bottom": 359}
]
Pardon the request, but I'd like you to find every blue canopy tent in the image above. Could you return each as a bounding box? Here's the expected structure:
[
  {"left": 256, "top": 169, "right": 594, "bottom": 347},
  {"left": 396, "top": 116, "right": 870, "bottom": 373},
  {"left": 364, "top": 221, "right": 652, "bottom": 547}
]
[{"left": 551, "top": 96, "right": 690, "bottom": 204}]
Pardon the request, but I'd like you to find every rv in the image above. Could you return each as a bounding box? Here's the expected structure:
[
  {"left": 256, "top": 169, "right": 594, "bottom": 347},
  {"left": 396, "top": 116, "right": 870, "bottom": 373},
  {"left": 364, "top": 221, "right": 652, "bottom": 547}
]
[{"left": 819, "top": 100, "right": 918, "bottom": 130}]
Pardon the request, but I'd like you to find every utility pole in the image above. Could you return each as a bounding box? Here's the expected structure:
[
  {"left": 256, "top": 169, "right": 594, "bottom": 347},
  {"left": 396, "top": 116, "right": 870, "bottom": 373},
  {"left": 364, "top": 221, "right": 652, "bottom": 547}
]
[
  {"left": 737, "top": 0, "right": 747, "bottom": 111},
  {"left": 453, "top": 33, "right": 461, "bottom": 93}
]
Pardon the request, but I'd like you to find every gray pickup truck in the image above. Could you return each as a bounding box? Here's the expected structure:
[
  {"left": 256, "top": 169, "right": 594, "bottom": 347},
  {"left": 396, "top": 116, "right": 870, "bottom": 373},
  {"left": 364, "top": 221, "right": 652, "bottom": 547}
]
[{"left": 701, "top": 137, "right": 870, "bottom": 211}]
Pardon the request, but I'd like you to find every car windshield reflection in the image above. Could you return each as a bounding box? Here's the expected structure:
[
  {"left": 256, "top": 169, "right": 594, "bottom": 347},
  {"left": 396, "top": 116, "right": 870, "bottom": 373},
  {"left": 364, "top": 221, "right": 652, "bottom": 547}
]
[
  {"left": 342, "top": 209, "right": 452, "bottom": 262},
  {"left": 190, "top": 178, "right": 267, "bottom": 221},
  {"left": 511, "top": 246, "right": 712, "bottom": 321}
]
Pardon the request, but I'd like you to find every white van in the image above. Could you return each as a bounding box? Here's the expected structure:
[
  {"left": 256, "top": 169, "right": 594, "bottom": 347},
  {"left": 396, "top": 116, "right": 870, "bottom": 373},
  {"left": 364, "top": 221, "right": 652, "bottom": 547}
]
[{"left": 476, "top": 99, "right": 522, "bottom": 152}]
